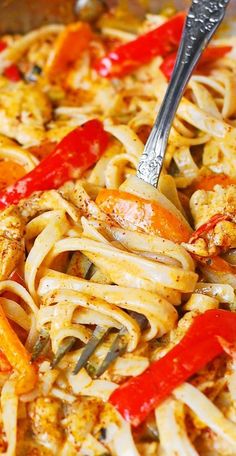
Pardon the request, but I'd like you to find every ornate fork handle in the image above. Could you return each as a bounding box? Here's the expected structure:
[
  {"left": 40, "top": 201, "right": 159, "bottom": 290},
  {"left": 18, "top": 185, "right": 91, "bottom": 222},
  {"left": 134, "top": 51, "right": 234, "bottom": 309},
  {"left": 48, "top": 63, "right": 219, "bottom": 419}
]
[{"left": 137, "top": 0, "right": 230, "bottom": 188}]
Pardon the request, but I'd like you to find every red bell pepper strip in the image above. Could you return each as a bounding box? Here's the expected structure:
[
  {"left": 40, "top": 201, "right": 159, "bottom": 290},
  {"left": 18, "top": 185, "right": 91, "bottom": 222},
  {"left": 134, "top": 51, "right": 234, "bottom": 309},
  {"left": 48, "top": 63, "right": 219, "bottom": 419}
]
[
  {"left": 0, "top": 119, "right": 109, "bottom": 208},
  {"left": 189, "top": 213, "right": 231, "bottom": 244},
  {"left": 0, "top": 40, "right": 21, "bottom": 82},
  {"left": 0, "top": 40, "right": 7, "bottom": 52},
  {"left": 9, "top": 270, "right": 25, "bottom": 287},
  {"left": 94, "top": 13, "right": 185, "bottom": 78},
  {"left": 109, "top": 309, "right": 236, "bottom": 426},
  {"left": 160, "top": 45, "right": 232, "bottom": 79},
  {"left": 189, "top": 173, "right": 236, "bottom": 193},
  {"left": 3, "top": 63, "right": 21, "bottom": 82}
]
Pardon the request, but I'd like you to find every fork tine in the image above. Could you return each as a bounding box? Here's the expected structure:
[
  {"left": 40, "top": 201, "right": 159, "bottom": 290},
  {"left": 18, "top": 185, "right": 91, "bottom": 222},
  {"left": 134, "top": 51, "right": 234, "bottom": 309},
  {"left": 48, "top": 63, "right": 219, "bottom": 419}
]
[
  {"left": 95, "top": 326, "right": 128, "bottom": 377},
  {"left": 31, "top": 329, "right": 50, "bottom": 361},
  {"left": 73, "top": 325, "right": 108, "bottom": 375},
  {"left": 72, "top": 312, "right": 145, "bottom": 377},
  {"left": 51, "top": 336, "right": 76, "bottom": 368},
  {"left": 128, "top": 310, "right": 148, "bottom": 331}
]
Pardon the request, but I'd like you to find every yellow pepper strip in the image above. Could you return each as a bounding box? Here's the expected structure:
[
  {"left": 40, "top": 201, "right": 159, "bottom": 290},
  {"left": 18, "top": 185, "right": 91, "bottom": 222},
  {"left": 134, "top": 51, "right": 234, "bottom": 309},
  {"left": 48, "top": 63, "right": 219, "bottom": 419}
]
[
  {"left": 0, "top": 305, "right": 37, "bottom": 394},
  {"left": 45, "top": 22, "right": 92, "bottom": 79}
]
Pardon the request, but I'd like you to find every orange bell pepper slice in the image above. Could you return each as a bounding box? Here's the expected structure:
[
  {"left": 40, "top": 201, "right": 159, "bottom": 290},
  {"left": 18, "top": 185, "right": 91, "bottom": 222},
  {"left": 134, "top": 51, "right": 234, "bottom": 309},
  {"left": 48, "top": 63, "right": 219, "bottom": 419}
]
[
  {"left": 160, "top": 45, "right": 232, "bottom": 80},
  {"left": 0, "top": 305, "right": 37, "bottom": 394},
  {"left": 190, "top": 173, "right": 236, "bottom": 193},
  {"left": 0, "top": 161, "right": 26, "bottom": 192},
  {"left": 96, "top": 189, "right": 191, "bottom": 243},
  {"left": 201, "top": 255, "right": 235, "bottom": 273},
  {"left": 0, "top": 351, "right": 11, "bottom": 373},
  {"left": 29, "top": 140, "right": 57, "bottom": 161},
  {"left": 46, "top": 22, "right": 92, "bottom": 78}
]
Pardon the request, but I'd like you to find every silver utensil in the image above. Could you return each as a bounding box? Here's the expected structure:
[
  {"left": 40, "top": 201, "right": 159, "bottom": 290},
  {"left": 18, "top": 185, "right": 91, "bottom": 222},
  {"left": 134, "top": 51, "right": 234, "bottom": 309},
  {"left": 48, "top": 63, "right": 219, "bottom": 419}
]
[
  {"left": 73, "top": 325, "right": 108, "bottom": 375},
  {"left": 137, "top": 0, "right": 230, "bottom": 187}
]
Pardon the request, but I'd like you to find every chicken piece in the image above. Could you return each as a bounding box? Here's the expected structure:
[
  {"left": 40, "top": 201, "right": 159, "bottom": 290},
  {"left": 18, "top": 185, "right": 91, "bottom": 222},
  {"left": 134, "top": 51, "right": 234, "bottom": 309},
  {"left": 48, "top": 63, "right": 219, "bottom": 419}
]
[
  {"left": 190, "top": 185, "right": 236, "bottom": 229},
  {"left": 17, "top": 418, "right": 54, "bottom": 456},
  {"left": 63, "top": 397, "right": 102, "bottom": 448},
  {"left": 0, "top": 205, "right": 25, "bottom": 280},
  {"left": 196, "top": 430, "right": 236, "bottom": 456},
  {"left": 188, "top": 185, "right": 236, "bottom": 255},
  {"left": 0, "top": 78, "right": 52, "bottom": 146},
  {"left": 18, "top": 189, "right": 81, "bottom": 224},
  {"left": 209, "top": 220, "right": 236, "bottom": 250},
  {"left": 94, "top": 402, "right": 121, "bottom": 445},
  {"left": 28, "top": 397, "right": 63, "bottom": 453},
  {"left": 18, "top": 192, "right": 45, "bottom": 222}
]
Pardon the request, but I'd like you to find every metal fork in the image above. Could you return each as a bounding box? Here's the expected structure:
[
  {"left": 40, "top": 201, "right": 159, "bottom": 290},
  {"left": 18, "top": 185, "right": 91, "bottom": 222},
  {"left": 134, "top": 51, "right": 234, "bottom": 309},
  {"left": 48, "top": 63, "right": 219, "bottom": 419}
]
[
  {"left": 137, "top": 0, "right": 230, "bottom": 187},
  {"left": 32, "top": 0, "right": 230, "bottom": 376},
  {"left": 73, "top": 311, "right": 148, "bottom": 376}
]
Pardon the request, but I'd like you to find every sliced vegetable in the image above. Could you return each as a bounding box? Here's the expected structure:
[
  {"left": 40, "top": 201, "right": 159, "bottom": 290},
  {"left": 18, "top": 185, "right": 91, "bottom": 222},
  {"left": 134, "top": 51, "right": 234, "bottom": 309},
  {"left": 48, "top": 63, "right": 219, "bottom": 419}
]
[
  {"left": 46, "top": 22, "right": 92, "bottom": 78},
  {"left": 29, "top": 140, "right": 57, "bottom": 160},
  {"left": 3, "top": 63, "right": 21, "bottom": 82},
  {"left": 0, "top": 304, "right": 37, "bottom": 394},
  {"left": 0, "top": 119, "right": 109, "bottom": 208},
  {"left": 0, "top": 351, "right": 12, "bottom": 373},
  {"left": 197, "top": 255, "right": 235, "bottom": 274},
  {"left": 160, "top": 45, "right": 232, "bottom": 79},
  {"left": 94, "top": 13, "right": 185, "bottom": 78},
  {"left": 96, "top": 188, "right": 191, "bottom": 243},
  {"left": 9, "top": 270, "right": 25, "bottom": 288},
  {"left": 194, "top": 45, "right": 232, "bottom": 67},
  {"left": 0, "top": 40, "right": 7, "bottom": 52},
  {"left": 190, "top": 173, "right": 236, "bottom": 192},
  {"left": 0, "top": 40, "right": 21, "bottom": 82},
  {"left": 0, "top": 161, "right": 26, "bottom": 191},
  {"left": 109, "top": 309, "right": 236, "bottom": 426}
]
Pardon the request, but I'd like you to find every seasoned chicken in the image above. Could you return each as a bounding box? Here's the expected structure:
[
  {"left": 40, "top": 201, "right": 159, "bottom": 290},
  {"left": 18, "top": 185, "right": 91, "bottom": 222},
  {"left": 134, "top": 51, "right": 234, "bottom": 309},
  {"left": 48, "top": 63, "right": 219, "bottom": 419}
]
[
  {"left": 190, "top": 185, "right": 236, "bottom": 229},
  {"left": 0, "top": 77, "right": 52, "bottom": 146},
  {"left": 62, "top": 397, "right": 102, "bottom": 448},
  {"left": 0, "top": 205, "right": 25, "bottom": 279},
  {"left": 28, "top": 397, "right": 63, "bottom": 453},
  {"left": 185, "top": 185, "right": 236, "bottom": 256}
]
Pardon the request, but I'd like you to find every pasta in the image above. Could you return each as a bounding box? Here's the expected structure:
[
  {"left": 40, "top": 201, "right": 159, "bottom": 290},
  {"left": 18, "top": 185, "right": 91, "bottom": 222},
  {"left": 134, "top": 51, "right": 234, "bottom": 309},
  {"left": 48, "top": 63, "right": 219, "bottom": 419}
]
[{"left": 0, "top": 8, "right": 235, "bottom": 456}]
